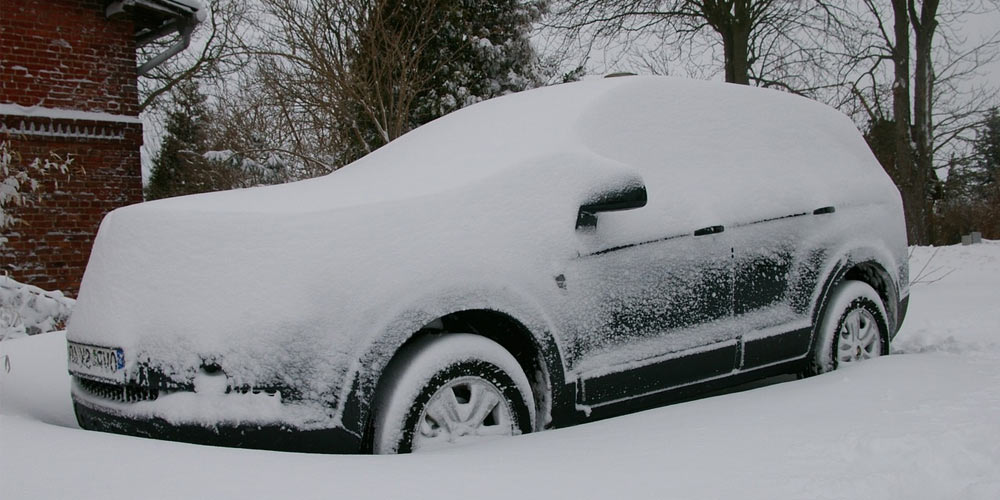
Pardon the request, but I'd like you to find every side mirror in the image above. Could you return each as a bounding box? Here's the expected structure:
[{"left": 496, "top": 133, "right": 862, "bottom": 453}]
[{"left": 576, "top": 183, "right": 648, "bottom": 230}]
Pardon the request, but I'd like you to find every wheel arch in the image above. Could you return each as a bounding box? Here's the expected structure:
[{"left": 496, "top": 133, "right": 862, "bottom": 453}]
[
  {"left": 410, "top": 310, "right": 560, "bottom": 430},
  {"left": 810, "top": 252, "right": 901, "bottom": 358},
  {"left": 338, "top": 297, "right": 569, "bottom": 452}
]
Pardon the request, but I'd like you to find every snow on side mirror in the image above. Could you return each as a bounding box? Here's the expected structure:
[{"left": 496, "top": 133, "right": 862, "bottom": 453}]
[{"left": 576, "top": 182, "right": 648, "bottom": 230}]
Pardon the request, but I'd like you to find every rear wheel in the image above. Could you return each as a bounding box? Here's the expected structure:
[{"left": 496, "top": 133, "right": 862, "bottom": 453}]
[
  {"left": 806, "top": 280, "right": 889, "bottom": 375},
  {"left": 373, "top": 334, "right": 535, "bottom": 454}
]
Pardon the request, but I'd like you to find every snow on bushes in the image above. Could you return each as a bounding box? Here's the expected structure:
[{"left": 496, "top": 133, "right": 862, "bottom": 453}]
[
  {"left": 1, "top": 140, "right": 76, "bottom": 340},
  {"left": 0, "top": 274, "right": 75, "bottom": 341}
]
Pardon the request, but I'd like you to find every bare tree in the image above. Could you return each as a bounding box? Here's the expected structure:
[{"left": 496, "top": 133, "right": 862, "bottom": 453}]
[
  {"left": 206, "top": 72, "right": 335, "bottom": 180},
  {"left": 138, "top": 0, "right": 253, "bottom": 112},
  {"left": 828, "top": 0, "right": 1000, "bottom": 244},
  {"left": 237, "top": 0, "right": 451, "bottom": 171},
  {"left": 547, "top": 0, "right": 835, "bottom": 92},
  {"left": 203, "top": 0, "right": 549, "bottom": 177}
]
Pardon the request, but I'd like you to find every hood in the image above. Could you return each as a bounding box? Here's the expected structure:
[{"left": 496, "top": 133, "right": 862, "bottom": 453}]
[
  {"left": 67, "top": 201, "right": 370, "bottom": 398},
  {"left": 65, "top": 151, "right": 616, "bottom": 398}
]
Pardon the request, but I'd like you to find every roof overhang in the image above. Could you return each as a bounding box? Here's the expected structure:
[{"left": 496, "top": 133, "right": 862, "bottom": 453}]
[{"left": 106, "top": 0, "right": 205, "bottom": 76}]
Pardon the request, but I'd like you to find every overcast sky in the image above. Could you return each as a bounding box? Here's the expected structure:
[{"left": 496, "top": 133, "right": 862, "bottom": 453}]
[
  {"left": 140, "top": 5, "right": 1000, "bottom": 183},
  {"left": 965, "top": 7, "right": 1000, "bottom": 85},
  {"left": 567, "top": 5, "right": 1000, "bottom": 85}
]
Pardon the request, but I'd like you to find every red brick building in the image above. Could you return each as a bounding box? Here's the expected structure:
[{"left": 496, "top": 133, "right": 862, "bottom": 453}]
[{"left": 1, "top": 0, "right": 201, "bottom": 295}]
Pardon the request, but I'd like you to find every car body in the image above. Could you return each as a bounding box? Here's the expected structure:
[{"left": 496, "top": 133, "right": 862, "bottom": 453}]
[{"left": 67, "top": 76, "right": 909, "bottom": 453}]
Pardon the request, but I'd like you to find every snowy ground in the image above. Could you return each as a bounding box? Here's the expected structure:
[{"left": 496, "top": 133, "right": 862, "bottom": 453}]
[{"left": 2, "top": 242, "right": 998, "bottom": 499}]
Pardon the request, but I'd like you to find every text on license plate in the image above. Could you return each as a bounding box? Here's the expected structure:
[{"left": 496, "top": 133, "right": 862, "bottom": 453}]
[{"left": 67, "top": 342, "right": 125, "bottom": 381}]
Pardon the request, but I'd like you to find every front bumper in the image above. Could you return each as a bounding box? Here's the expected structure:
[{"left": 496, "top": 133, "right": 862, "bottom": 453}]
[{"left": 71, "top": 379, "right": 362, "bottom": 453}]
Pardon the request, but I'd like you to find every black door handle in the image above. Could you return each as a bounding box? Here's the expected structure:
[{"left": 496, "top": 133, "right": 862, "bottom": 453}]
[
  {"left": 813, "top": 206, "right": 836, "bottom": 215},
  {"left": 694, "top": 225, "right": 725, "bottom": 236}
]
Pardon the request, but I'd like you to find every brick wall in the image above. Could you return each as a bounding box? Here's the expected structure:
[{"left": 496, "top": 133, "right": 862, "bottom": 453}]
[
  {"left": 1, "top": 0, "right": 143, "bottom": 295},
  {"left": 1, "top": 0, "right": 140, "bottom": 114}
]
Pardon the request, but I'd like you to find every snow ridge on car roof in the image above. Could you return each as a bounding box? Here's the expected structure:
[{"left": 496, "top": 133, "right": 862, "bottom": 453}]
[{"left": 136, "top": 76, "right": 878, "bottom": 215}]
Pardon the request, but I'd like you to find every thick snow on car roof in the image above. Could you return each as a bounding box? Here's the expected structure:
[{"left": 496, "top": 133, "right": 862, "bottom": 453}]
[
  {"left": 141, "top": 76, "right": 888, "bottom": 216},
  {"left": 70, "top": 77, "right": 903, "bottom": 424}
]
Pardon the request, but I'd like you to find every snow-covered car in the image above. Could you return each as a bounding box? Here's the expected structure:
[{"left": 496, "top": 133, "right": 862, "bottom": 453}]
[{"left": 67, "top": 76, "right": 909, "bottom": 454}]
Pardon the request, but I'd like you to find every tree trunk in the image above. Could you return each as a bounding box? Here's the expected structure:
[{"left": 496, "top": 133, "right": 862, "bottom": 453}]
[
  {"left": 722, "top": 25, "right": 751, "bottom": 84},
  {"left": 890, "top": 0, "right": 927, "bottom": 245},
  {"left": 911, "top": 0, "right": 939, "bottom": 244},
  {"left": 706, "top": 0, "right": 752, "bottom": 85}
]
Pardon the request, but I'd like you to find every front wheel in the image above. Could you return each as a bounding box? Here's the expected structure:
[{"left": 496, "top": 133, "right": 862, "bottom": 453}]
[
  {"left": 806, "top": 280, "right": 889, "bottom": 375},
  {"left": 372, "top": 334, "right": 535, "bottom": 454}
]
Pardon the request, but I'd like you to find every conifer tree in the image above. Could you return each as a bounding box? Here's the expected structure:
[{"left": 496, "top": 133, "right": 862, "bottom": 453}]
[
  {"left": 408, "top": 0, "right": 546, "bottom": 126},
  {"left": 342, "top": 0, "right": 547, "bottom": 161},
  {"left": 146, "top": 81, "right": 230, "bottom": 200},
  {"left": 970, "top": 108, "right": 1000, "bottom": 199},
  {"left": 936, "top": 108, "right": 1000, "bottom": 242}
]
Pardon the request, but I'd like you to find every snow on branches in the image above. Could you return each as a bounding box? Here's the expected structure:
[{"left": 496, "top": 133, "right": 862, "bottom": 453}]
[{"left": 0, "top": 140, "right": 74, "bottom": 247}]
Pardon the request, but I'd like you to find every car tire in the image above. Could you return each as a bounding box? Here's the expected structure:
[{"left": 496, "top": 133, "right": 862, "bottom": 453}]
[
  {"left": 805, "top": 279, "right": 889, "bottom": 375},
  {"left": 372, "top": 334, "right": 535, "bottom": 454}
]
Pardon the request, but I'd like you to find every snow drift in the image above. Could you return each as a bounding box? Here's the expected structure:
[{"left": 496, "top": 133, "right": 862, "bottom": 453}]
[{"left": 3, "top": 242, "right": 998, "bottom": 499}]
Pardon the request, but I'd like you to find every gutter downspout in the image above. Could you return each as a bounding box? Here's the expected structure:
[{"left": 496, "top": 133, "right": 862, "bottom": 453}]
[
  {"left": 136, "top": 21, "right": 195, "bottom": 76},
  {"left": 105, "top": 0, "right": 199, "bottom": 76}
]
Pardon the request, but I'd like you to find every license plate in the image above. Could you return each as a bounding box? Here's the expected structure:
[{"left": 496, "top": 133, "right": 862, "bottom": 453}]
[{"left": 67, "top": 341, "right": 126, "bottom": 382}]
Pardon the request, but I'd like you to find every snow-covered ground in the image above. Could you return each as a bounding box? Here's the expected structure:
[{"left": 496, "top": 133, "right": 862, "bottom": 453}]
[{"left": 2, "top": 242, "right": 998, "bottom": 499}]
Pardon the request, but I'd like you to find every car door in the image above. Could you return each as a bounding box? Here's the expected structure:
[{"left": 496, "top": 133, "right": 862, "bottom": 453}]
[
  {"left": 731, "top": 207, "right": 835, "bottom": 369},
  {"left": 557, "top": 218, "right": 739, "bottom": 406}
]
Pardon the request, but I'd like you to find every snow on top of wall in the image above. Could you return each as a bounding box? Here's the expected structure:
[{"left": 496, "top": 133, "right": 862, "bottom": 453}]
[{"left": 0, "top": 103, "right": 141, "bottom": 124}]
